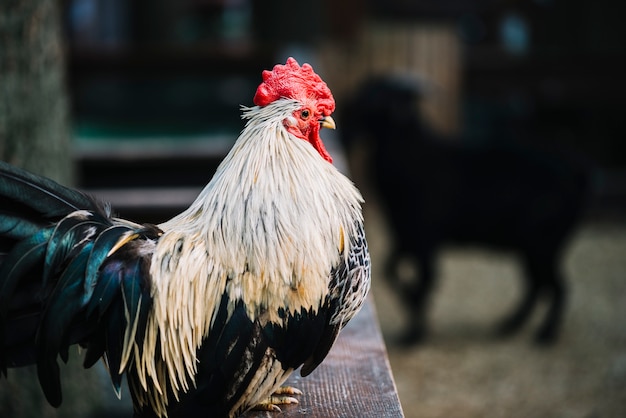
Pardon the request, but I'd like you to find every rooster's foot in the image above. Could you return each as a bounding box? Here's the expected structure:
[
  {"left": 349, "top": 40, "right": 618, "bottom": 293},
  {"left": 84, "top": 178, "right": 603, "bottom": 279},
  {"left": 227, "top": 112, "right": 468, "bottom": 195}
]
[{"left": 252, "top": 386, "right": 302, "bottom": 412}]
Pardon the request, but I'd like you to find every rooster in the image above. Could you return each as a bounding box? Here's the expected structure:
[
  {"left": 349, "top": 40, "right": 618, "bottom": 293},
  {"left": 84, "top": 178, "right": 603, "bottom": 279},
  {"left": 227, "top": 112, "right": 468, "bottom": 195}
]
[{"left": 0, "top": 57, "right": 370, "bottom": 418}]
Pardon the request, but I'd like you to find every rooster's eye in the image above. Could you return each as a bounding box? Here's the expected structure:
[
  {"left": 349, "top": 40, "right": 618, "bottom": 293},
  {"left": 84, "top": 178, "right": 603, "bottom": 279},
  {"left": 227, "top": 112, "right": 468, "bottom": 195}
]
[{"left": 300, "top": 109, "right": 310, "bottom": 120}]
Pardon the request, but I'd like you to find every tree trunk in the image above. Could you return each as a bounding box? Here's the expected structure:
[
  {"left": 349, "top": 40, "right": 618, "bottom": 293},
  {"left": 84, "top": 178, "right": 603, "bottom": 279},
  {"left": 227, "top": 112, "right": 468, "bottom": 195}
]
[{"left": 0, "top": 0, "right": 73, "bottom": 184}]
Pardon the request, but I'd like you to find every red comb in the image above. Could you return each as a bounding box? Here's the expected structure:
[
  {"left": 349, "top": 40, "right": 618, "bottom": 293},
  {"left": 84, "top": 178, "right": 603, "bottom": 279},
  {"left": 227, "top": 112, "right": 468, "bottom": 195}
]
[{"left": 253, "top": 57, "right": 335, "bottom": 116}]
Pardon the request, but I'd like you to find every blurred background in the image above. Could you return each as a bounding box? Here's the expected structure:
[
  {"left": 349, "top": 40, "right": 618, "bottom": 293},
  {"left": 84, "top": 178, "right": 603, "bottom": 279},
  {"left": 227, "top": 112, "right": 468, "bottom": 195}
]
[{"left": 1, "top": 0, "right": 625, "bottom": 417}]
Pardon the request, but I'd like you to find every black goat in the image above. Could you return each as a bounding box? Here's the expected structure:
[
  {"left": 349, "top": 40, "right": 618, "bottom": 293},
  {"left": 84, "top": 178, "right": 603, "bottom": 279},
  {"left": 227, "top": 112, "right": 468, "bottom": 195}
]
[{"left": 341, "top": 77, "right": 590, "bottom": 345}]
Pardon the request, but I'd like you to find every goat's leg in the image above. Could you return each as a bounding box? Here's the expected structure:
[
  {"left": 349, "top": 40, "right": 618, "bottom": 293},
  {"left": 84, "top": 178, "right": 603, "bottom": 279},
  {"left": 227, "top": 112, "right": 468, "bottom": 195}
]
[
  {"left": 496, "top": 256, "right": 542, "bottom": 337},
  {"left": 534, "top": 262, "right": 566, "bottom": 344},
  {"left": 393, "top": 252, "right": 436, "bottom": 345}
]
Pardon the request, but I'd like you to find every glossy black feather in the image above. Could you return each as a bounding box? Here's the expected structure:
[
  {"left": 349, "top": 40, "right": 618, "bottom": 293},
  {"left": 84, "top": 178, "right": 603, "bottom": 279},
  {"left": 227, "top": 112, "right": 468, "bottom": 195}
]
[
  {"left": 84, "top": 225, "right": 134, "bottom": 304},
  {"left": 0, "top": 230, "right": 51, "bottom": 373},
  {"left": 0, "top": 229, "right": 52, "bottom": 307},
  {"left": 104, "top": 295, "right": 126, "bottom": 395},
  {"left": 0, "top": 214, "right": 42, "bottom": 242},
  {"left": 268, "top": 305, "right": 331, "bottom": 375},
  {"left": 0, "top": 161, "right": 160, "bottom": 409},
  {"left": 82, "top": 323, "right": 106, "bottom": 369},
  {"left": 37, "top": 247, "right": 92, "bottom": 405},
  {"left": 42, "top": 216, "right": 97, "bottom": 286},
  {"left": 0, "top": 161, "right": 101, "bottom": 219}
]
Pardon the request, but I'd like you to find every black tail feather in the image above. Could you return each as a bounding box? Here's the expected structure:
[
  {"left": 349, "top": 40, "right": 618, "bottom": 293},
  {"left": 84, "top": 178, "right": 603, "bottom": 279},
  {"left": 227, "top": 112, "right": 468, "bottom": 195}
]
[
  {"left": 0, "top": 161, "right": 160, "bottom": 409},
  {"left": 0, "top": 160, "right": 103, "bottom": 220}
]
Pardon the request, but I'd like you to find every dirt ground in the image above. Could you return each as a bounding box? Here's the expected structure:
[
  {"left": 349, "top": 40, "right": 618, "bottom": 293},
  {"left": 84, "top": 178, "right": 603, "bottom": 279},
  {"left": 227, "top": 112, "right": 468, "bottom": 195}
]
[{"left": 366, "top": 201, "right": 626, "bottom": 418}]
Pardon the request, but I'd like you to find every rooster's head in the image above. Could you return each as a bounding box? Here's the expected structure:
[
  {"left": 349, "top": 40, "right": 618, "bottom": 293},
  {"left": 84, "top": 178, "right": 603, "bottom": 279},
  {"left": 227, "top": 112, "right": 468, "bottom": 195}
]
[{"left": 253, "top": 57, "right": 336, "bottom": 163}]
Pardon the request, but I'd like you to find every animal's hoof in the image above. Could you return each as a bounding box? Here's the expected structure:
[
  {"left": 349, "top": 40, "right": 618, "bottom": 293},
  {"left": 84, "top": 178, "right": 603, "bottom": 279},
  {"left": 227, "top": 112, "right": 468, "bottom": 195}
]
[
  {"left": 494, "top": 323, "right": 517, "bottom": 339},
  {"left": 533, "top": 328, "right": 558, "bottom": 346},
  {"left": 494, "top": 315, "right": 527, "bottom": 338}
]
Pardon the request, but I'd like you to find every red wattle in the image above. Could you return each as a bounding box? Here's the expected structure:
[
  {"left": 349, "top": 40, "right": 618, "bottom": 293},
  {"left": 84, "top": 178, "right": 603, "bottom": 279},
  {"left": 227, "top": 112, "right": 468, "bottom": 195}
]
[{"left": 311, "top": 135, "right": 333, "bottom": 163}]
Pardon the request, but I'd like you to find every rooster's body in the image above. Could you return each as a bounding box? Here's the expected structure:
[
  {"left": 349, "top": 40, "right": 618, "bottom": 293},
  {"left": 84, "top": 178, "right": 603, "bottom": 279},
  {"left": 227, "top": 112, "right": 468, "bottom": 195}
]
[{"left": 0, "top": 58, "right": 370, "bottom": 417}]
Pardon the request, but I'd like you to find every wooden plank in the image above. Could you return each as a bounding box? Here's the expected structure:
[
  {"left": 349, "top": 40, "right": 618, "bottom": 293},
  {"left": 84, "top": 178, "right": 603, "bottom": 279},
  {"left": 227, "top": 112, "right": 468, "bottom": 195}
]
[{"left": 245, "top": 298, "right": 404, "bottom": 418}]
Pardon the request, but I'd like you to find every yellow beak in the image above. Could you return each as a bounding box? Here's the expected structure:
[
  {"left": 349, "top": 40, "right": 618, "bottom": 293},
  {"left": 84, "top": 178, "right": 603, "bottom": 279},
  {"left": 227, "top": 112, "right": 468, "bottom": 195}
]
[{"left": 320, "top": 115, "right": 336, "bottom": 130}]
